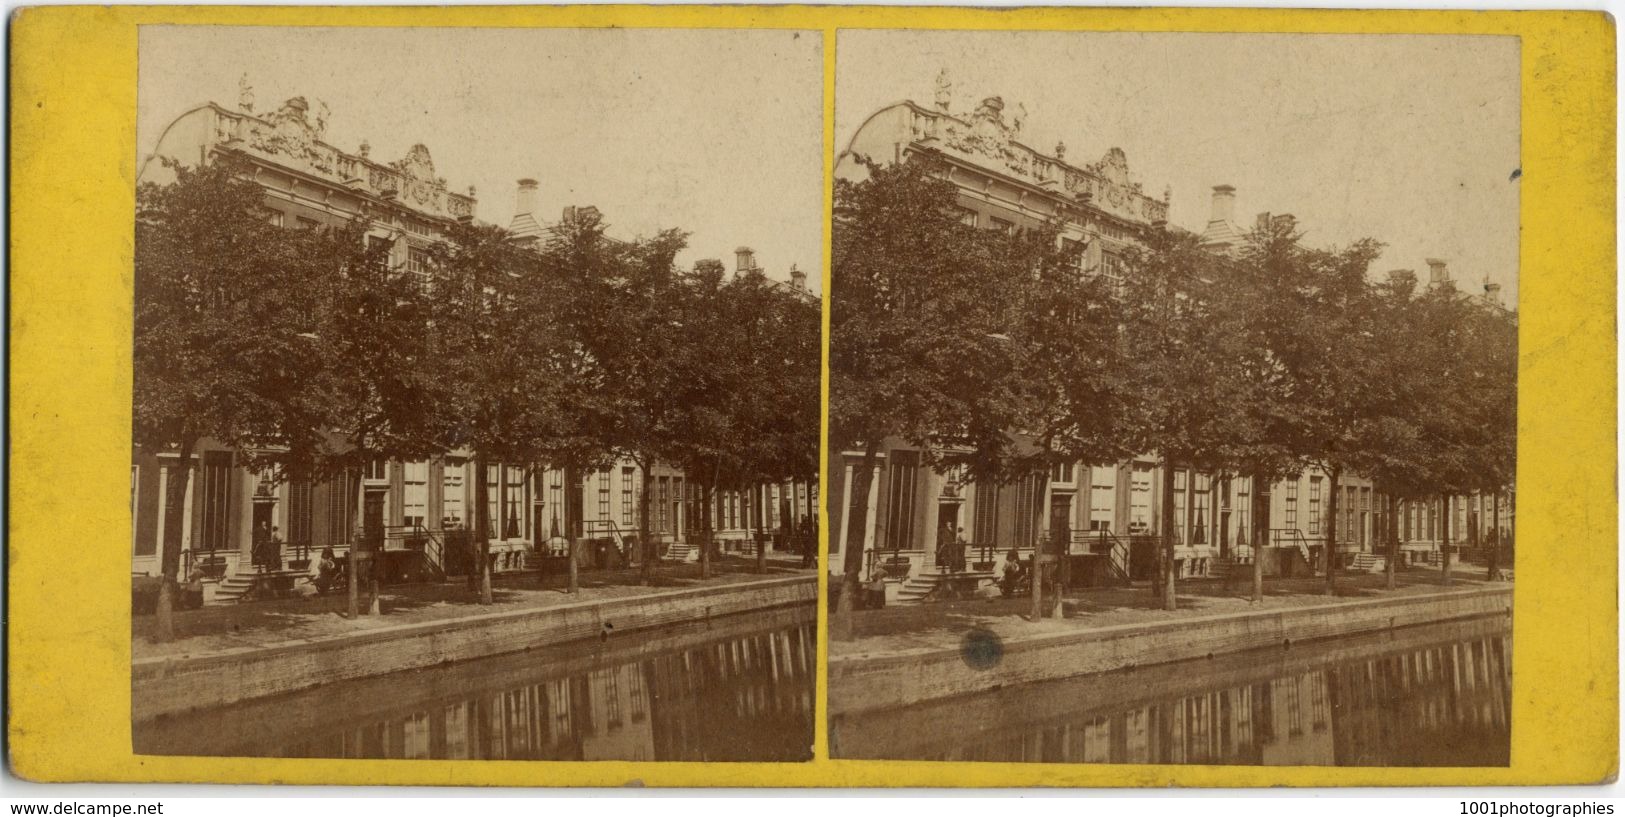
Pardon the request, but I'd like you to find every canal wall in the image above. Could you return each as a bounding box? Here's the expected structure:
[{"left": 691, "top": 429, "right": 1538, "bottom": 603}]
[
  {"left": 134, "top": 574, "right": 816, "bottom": 721},
  {"left": 829, "top": 584, "right": 1512, "bottom": 718},
  {"left": 832, "top": 613, "right": 1508, "bottom": 760}
]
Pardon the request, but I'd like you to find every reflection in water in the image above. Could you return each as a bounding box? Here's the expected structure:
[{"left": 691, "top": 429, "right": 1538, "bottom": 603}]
[
  {"left": 841, "top": 620, "right": 1511, "bottom": 767},
  {"left": 137, "top": 610, "right": 815, "bottom": 762}
]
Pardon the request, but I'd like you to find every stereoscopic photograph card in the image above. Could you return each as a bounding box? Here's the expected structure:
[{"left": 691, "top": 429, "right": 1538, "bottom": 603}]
[{"left": 6, "top": 5, "right": 1617, "bottom": 789}]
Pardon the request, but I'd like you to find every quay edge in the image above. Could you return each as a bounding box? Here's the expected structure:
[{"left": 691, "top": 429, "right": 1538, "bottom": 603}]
[
  {"left": 829, "top": 585, "right": 1512, "bottom": 718},
  {"left": 133, "top": 574, "right": 816, "bottom": 722}
]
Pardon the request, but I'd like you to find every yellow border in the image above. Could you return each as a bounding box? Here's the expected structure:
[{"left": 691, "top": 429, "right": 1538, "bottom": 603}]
[{"left": 9, "top": 5, "right": 1616, "bottom": 787}]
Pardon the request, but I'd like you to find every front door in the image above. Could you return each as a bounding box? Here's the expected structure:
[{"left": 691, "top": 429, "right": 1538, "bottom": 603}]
[
  {"left": 936, "top": 503, "right": 960, "bottom": 568},
  {"left": 1050, "top": 495, "right": 1072, "bottom": 554}
]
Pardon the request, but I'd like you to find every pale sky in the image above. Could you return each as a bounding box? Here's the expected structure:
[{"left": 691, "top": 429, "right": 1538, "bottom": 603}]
[
  {"left": 138, "top": 26, "right": 824, "bottom": 290},
  {"left": 838, "top": 31, "right": 1520, "bottom": 304}
]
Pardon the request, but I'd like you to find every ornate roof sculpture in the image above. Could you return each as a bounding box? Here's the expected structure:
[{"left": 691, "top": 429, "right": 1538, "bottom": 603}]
[
  {"left": 210, "top": 90, "right": 476, "bottom": 221},
  {"left": 901, "top": 78, "right": 1169, "bottom": 226}
]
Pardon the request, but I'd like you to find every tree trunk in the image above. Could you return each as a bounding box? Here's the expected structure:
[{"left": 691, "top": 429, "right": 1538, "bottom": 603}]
[
  {"left": 1488, "top": 491, "right": 1501, "bottom": 580},
  {"left": 699, "top": 481, "right": 713, "bottom": 580},
  {"left": 1324, "top": 467, "right": 1340, "bottom": 596},
  {"left": 1440, "top": 494, "right": 1453, "bottom": 586},
  {"left": 1386, "top": 492, "right": 1399, "bottom": 591},
  {"left": 1251, "top": 473, "right": 1265, "bottom": 604},
  {"left": 474, "top": 456, "right": 493, "bottom": 605},
  {"left": 834, "top": 443, "right": 878, "bottom": 641},
  {"left": 638, "top": 458, "right": 655, "bottom": 586},
  {"left": 756, "top": 486, "right": 768, "bottom": 575},
  {"left": 1160, "top": 456, "right": 1178, "bottom": 612},
  {"left": 349, "top": 466, "right": 362, "bottom": 618},
  {"left": 152, "top": 437, "right": 198, "bottom": 643}
]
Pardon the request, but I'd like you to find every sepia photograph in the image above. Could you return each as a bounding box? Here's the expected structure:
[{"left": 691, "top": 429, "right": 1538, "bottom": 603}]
[
  {"left": 827, "top": 31, "right": 1519, "bottom": 766},
  {"left": 128, "top": 25, "right": 823, "bottom": 763}
]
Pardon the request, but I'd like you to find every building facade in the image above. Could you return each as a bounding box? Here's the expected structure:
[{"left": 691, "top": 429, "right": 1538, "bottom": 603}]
[
  {"left": 132, "top": 90, "right": 816, "bottom": 592},
  {"left": 830, "top": 83, "right": 1513, "bottom": 590}
]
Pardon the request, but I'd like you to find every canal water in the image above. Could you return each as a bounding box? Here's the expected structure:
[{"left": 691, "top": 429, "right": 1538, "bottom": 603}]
[
  {"left": 134, "top": 604, "right": 816, "bottom": 762},
  {"left": 832, "top": 615, "right": 1511, "bottom": 766}
]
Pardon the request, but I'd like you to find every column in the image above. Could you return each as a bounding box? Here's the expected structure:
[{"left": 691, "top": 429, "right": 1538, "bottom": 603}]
[{"left": 836, "top": 459, "right": 855, "bottom": 558}]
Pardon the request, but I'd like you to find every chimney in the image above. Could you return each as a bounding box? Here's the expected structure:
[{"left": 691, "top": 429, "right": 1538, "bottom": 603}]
[
  {"left": 735, "top": 246, "right": 758, "bottom": 275},
  {"left": 789, "top": 264, "right": 807, "bottom": 291},
  {"left": 515, "top": 178, "right": 538, "bottom": 217},
  {"left": 1426, "top": 258, "right": 1451, "bottom": 288},
  {"left": 1484, "top": 280, "right": 1503, "bottom": 305},
  {"left": 1210, "top": 185, "right": 1236, "bottom": 224}
]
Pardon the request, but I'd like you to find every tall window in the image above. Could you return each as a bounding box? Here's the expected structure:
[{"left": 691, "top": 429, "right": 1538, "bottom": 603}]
[
  {"left": 657, "top": 477, "right": 670, "bottom": 533},
  {"left": 403, "top": 461, "right": 428, "bottom": 529},
  {"left": 597, "top": 468, "right": 611, "bottom": 521},
  {"left": 884, "top": 451, "right": 919, "bottom": 551},
  {"left": 1235, "top": 479, "right": 1251, "bottom": 547},
  {"left": 326, "top": 471, "right": 356, "bottom": 546},
  {"left": 1173, "top": 470, "right": 1187, "bottom": 545},
  {"left": 1129, "top": 464, "right": 1153, "bottom": 533},
  {"left": 1192, "top": 474, "right": 1210, "bottom": 545},
  {"left": 504, "top": 465, "right": 526, "bottom": 539},
  {"left": 1061, "top": 237, "right": 1086, "bottom": 280},
  {"left": 1013, "top": 473, "right": 1043, "bottom": 548},
  {"left": 484, "top": 464, "right": 501, "bottom": 536},
  {"left": 957, "top": 206, "right": 978, "bottom": 228},
  {"left": 200, "top": 451, "right": 232, "bottom": 551},
  {"left": 1089, "top": 467, "right": 1115, "bottom": 532},
  {"left": 1308, "top": 477, "right": 1322, "bottom": 535},
  {"left": 442, "top": 460, "right": 465, "bottom": 528},
  {"left": 1100, "top": 251, "right": 1126, "bottom": 294},
  {"left": 288, "top": 478, "right": 314, "bottom": 547},
  {"left": 548, "top": 474, "right": 565, "bottom": 538},
  {"left": 973, "top": 481, "right": 999, "bottom": 545},
  {"left": 621, "top": 467, "right": 635, "bottom": 527},
  {"left": 1285, "top": 479, "right": 1299, "bottom": 531}
]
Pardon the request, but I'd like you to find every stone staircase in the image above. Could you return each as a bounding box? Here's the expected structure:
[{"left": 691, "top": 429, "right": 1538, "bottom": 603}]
[
  {"left": 894, "top": 569, "right": 995, "bottom": 604},
  {"left": 1350, "top": 552, "right": 1386, "bottom": 573},
  {"left": 664, "top": 541, "right": 697, "bottom": 563},
  {"left": 210, "top": 572, "right": 256, "bottom": 604}
]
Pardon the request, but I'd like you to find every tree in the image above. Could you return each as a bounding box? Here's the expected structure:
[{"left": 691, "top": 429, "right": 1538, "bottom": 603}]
[
  {"left": 1243, "top": 217, "right": 1386, "bottom": 595},
  {"left": 431, "top": 221, "right": 612, "bottom": 604},
  {"left": 828, "top": 158, "right": 1039, "bottom": 638},
  {"left": 134, "top": 160, "right": 348, "bottom": 639},
  {"left": 1120, "top": 226, "right": 1269, "bottom": 610}
]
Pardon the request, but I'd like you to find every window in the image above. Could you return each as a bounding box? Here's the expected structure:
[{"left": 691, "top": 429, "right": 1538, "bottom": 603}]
[
  {"left": 326, "top": 471, "right": 356, "bottom": 546},
  {"left": 1308, "top": 477, "right": 1322, "bottom": 535},
  {"left": 547, "top": 474, "right": 565, "bottom": 539},
  {"left": 200, "top": 451, "right": 232, "bottom": 552},
  {"left": 973, "top": 480, "right": 999, "bottom": 546},
  {"left": 268, "top": 210, "right": 285, "bottom": 228},
  {"left": 884, "top": 451, "right": 919, "bottom": 551},
  {"left": 501, "top": 466, "right": 525, "bottom": 539},
  {"left": 1285, "top": 479, "right": 1299, "bottom": 531},
  {"left": 621, "top": 467, "right": 635, "bottom": 527},
  {"left": 442, "top": 460, "right": 466, "bottom": 528},
  {"left": 1010, "top": 473, "right": 1043, "bottom": 548},
  {"left": 485, "top": 464, "right": 501, "bottom": 536},
  {"left": 657, "top": 477, "right": 670, "bottom": 533},
  {"left": 1050, "top": 461, "right": 1075, "bottom": 485},
  {"left": 1100, "top": 251, "right": 1126, "bottom": 294},
  {"left": 364, "top": 459, "right": 388, "bottom": 481},
  {"left": 957, "top": 207, "right": 978, "bottom": 228},
  {"left": 297, "top": 216, "right": 320, "bottom": 229},
  {"left": 288, "top": 478, "right": 314, "bottom": 547},
  {"left": 1173, "top": 470, "right": 1187, "bottom": 545},
  {"left": 598, "top": 468, "right": 611, "bottom": 522},
  {"left": 403, "top": 461, "right": 428, "bottom": 529},
  {"left": 1192, "top": 474, "right": 1210, "bottom": 545},
  {"left": 1236, "top": 480, "right": 1251, "bottom": 547},
  {"left": 990, "top": 216, "right": 1016, "bottom": 235},
  {"left": 1089, "top": 467, "right": 1115, "bottom": 532},
  {"left": 1129, "top": 464, "right": 1153, "bottom": 533},
  {"left": 1062, "top": 237, "right": 1086, "bottom": 279}
]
